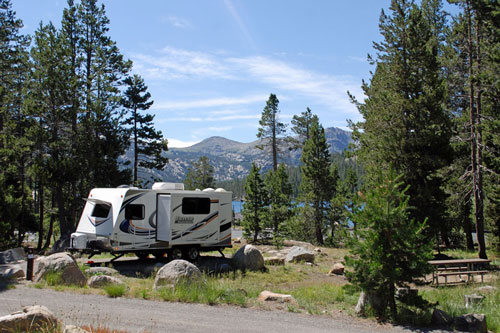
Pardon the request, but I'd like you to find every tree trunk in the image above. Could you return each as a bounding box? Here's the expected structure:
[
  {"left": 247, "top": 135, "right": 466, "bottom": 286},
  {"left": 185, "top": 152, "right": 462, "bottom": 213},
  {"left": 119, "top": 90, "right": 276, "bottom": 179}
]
[
  {"left": 389, "top": 284, "right": 397, "bottom": 320},
  {"left": 43, "top": 193, "right": 56, "bottom": 250},
  {"left": 466, "top": 1, "right": 487, "bottom": 259},
  {"left": 18, "top": 159, "right": 26, "bottom": 247},
  {"left": 315, "top": 202, "right": 324, "bottom": 245},
  {"left": 474, "top": 12, "right": 487, "bottom": 259},
  {"left": 464, "top": 215, "right": 474, "bottom": 250},
  {"left": 37, "top": 184, "right": 44, "bottom": 251},
  {"left": 133, "top": 106, "right": 138, "bottom": 185}
]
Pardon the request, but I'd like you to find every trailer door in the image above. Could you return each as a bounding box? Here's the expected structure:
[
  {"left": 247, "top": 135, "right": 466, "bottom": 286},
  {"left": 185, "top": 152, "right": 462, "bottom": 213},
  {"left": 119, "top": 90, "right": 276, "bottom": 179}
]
[{"left": 156, "top": 194, "right": 171, "bottom": 242}]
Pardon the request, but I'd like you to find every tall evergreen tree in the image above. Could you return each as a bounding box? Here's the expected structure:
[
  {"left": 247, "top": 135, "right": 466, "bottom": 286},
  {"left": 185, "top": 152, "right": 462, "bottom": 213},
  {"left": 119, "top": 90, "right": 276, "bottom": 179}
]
[
  {"left": 264, "top": 163, "right": 293, "bottom": 235},
  {"left": 25, "top": 22, "right": 74, "bottom": 249},
  {"left": 0, "top": 0, "right": 32, "bottom": 248},
  {"left": 349, "top": 0, "right": 452, "bottom": 243},
  {"left": 445, "top": 0, "right": 499, "bottom": 257},
  {"left": 299, "top": 120, "right": 334, "bottom": 245},
  {"left": 241, "top": 163, "right": 268, "bottom": 242},
  {"left": 256, "top": 93, "right": 287, "bottom": 171},
  {"left": 184, "top": 156, "right": 216, "bottom": 190},
  {"left": 76, "top": 0, "right": 132, "bottom": 191},
  {"left": 122, "top": 74, "right": 168, "bottom": 186}
]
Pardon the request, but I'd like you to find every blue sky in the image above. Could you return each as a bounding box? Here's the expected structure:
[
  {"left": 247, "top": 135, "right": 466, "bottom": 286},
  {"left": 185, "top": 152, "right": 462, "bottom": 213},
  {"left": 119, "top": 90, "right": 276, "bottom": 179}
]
[{"left": 14, "top": 1, "right": 411, "bottom": 147}]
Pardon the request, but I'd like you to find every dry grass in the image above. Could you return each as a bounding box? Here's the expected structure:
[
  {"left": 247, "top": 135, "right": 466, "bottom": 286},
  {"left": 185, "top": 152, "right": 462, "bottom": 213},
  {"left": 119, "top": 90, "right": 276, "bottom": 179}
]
[{"left": 80, "top": 325, "right": 129, "bottom": 333}]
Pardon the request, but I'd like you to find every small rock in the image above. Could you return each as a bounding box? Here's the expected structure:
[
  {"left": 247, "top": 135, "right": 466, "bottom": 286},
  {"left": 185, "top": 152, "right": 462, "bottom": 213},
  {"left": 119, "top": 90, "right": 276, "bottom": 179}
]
[
  {"left": 314, "top": 247, "right": 322, "bottom": 253},
  {"left": 476, "top": 285, "right": 497, "bottom": 294},
  {"left": 64, "top": 325, "right": 90, "bottom": 333},
  {"left": 233, "top": 238, "right": 241, "bottom": 243},
  {"left": 85, "top": 267, "right": 119, "bottom": 276},
  {"left": 285, "top": 246, "right": 315, "bottom": 263},
  {"left": 0, "top": 305, "right": 58, "bottom": 332},
  {"left": 232, "top": 245, "right": 264, "bottom": 271},
  {"left": 432, "top": 308, "right": 453, "bottom": 326},
  {"left": 265, "top": 257, "right": 285, "bottom": 266},
  {"left": 87, "top": 275, "right": 125, "bottom": 288},
  {"left": 453, "top": 313, "right": 487, "bottom": 333},
  {"left": 328, "top": 263, "right": 344, "bottom": 275},
  {"left": 153, "top": 259, "right": 203, "bottom": 289},
  {"left": 258, "top": 290, "right": 297, "bottom": 304}
]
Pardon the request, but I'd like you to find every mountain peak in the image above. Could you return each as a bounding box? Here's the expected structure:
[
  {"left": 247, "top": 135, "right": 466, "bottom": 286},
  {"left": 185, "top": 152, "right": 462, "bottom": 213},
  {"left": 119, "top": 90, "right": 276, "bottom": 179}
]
[
  {"left": 130, "top": 127, "right": 351, "bottom": 182},
  {"left": 177, "top": 136, "right": 244, "bottom": 153}
]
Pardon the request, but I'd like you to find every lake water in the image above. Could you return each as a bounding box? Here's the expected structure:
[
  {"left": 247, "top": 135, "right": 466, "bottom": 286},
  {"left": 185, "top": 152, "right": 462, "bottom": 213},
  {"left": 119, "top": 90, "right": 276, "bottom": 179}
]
[{"left": 232, "top": 200, "right": 244, "bottom": 214}]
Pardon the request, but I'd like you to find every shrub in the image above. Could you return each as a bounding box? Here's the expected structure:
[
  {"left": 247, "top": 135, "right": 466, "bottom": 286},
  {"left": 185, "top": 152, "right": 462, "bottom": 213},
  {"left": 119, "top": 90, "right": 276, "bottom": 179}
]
[{"left": 103, "top": 284, "right": 127, "bottom": 298}]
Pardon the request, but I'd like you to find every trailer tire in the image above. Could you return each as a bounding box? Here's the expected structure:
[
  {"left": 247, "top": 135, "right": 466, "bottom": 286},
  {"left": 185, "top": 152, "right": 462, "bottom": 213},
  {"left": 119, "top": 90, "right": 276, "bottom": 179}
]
[
  {"left": 169, "top": 248, "right": 183, "bottom": 260},
  {"left": 185, "top": 247, "right": 199, "bottom": 261}
]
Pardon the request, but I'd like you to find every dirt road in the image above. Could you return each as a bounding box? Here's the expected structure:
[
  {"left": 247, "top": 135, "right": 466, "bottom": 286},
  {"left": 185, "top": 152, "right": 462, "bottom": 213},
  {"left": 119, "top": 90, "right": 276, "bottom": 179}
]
[{"left": 0, "top": 284, "right": 438, "bottom": 332}]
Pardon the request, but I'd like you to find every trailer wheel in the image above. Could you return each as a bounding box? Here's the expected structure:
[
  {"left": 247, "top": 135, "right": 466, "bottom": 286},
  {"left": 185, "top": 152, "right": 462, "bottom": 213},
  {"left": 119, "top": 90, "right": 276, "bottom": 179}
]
[
  {"left": 185, "top": 247, "right": 199, "bottom": 261},
  {"left": 169, "top": 248, "right": 183, "bottom": 260}
]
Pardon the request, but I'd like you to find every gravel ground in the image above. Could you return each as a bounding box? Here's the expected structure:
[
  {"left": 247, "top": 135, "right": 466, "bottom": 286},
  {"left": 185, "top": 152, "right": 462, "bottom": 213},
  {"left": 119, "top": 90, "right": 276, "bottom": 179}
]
[{"left": 0, "top": 284, "right": 449, "bottom": 333}]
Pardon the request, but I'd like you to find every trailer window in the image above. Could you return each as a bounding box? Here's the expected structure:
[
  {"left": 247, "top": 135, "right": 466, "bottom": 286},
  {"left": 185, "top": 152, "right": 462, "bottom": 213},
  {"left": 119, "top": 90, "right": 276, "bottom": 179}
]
[
  {"left": 125, "top": 204, "right": 145, "bottom": 220},
  {"left": 91, "top": 204, "right": 111, "bottom": 218},
  {"left": 182, "top": 197, "right": 210, "bottom": 215}
]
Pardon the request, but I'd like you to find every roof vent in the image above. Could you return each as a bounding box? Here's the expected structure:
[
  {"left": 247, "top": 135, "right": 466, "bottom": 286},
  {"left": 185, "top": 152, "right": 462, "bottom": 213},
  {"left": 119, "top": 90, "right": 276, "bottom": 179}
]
[{"left": 152, "top": 182, "right": 185, "bottom": 190}]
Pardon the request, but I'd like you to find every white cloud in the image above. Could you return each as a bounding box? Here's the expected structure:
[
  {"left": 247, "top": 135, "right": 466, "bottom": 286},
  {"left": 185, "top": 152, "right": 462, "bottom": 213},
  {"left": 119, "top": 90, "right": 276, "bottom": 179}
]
[
  {"left": 162, "top": 16, "right": 193, "bottom": 29},
  {"left": 132, "top": 46, "right": 364, "bottom": 121},
  {"left": 167, "top": 138, "right": 200, "bottom": 148},
  {"left": 131, "top": 47, "right": 233, "bottom": 80},
  {"left": 348, "top": 55, "right": 367, "bottom": 63},
  {"left": 228, "top": 56, "right": 362, "bottom": 117},
  {"left": 152, "top": 95, "right": 266, "bottom": 110},
  {"left": 159, "top": 113, "right": 260, "bottom": 123}
]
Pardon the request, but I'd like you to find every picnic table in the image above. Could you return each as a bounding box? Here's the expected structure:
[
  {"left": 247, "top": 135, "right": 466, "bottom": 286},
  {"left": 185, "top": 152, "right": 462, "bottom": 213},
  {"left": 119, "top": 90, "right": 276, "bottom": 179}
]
[{"left": 429, "top": 258, "right": 491, "bottom": 286}]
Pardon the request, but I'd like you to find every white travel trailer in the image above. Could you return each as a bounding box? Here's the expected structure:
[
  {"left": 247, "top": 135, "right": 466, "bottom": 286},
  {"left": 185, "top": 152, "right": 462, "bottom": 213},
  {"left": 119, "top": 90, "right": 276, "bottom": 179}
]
[{"left": 70, "top": 183, "right": 232, "bottom": 261}]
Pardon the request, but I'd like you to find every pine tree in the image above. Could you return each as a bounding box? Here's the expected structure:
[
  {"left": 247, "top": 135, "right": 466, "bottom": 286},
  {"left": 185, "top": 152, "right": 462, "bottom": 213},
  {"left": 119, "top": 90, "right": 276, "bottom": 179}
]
[
  {"left": 25, "top": 22, "right": 74, "bottom": 249},
  {"left": 184, "top": 156, "right": 216, "bottom": 190},
  {"left": 122, "top": 74, "right": 168, "bottom": 186},
  {"left": 345, "top": 170, "right": 433, "bottom": 320},
  {"left": 445, "top": 0, "right": 499, "bottom": 257},
  {"left": 256, "top": 93, "right": 287, "bottom": 171},
  {"left": 264, "top": 163, "right": 293, "bottom": 235},
  {"left": 0, "top": 0, "right": 32, "bottom": 248},
  {"left": 349, "top": 0, "right": 452, "bottom": 244},
  {"left": 241, "top": 163, "right": 268, "bottom": 242},
  {"left": 76, "top": 0, "right": 132, "bottom": 192},
  {"left": 290, "top": 107, "right": 319, "bottom": 150},
  {"left": 299, "top": 120, "right": 334, "bottom": 245}
]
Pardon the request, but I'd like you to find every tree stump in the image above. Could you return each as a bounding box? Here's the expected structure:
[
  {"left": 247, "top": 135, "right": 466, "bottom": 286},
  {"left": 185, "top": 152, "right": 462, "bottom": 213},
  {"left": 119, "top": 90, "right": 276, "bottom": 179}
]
[{"left": 465, "top": 294, "right": 484, "bottom": 308}]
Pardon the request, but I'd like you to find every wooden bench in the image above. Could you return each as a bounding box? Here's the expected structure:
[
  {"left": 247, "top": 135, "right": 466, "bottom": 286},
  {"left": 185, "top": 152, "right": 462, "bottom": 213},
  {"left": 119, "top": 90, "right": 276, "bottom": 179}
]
[
  {"left": 435, "top": 270, "right": 489, "bottom": 286},
  {"left": 429, "top": 258, "right": 491, "bottom": 286}
]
